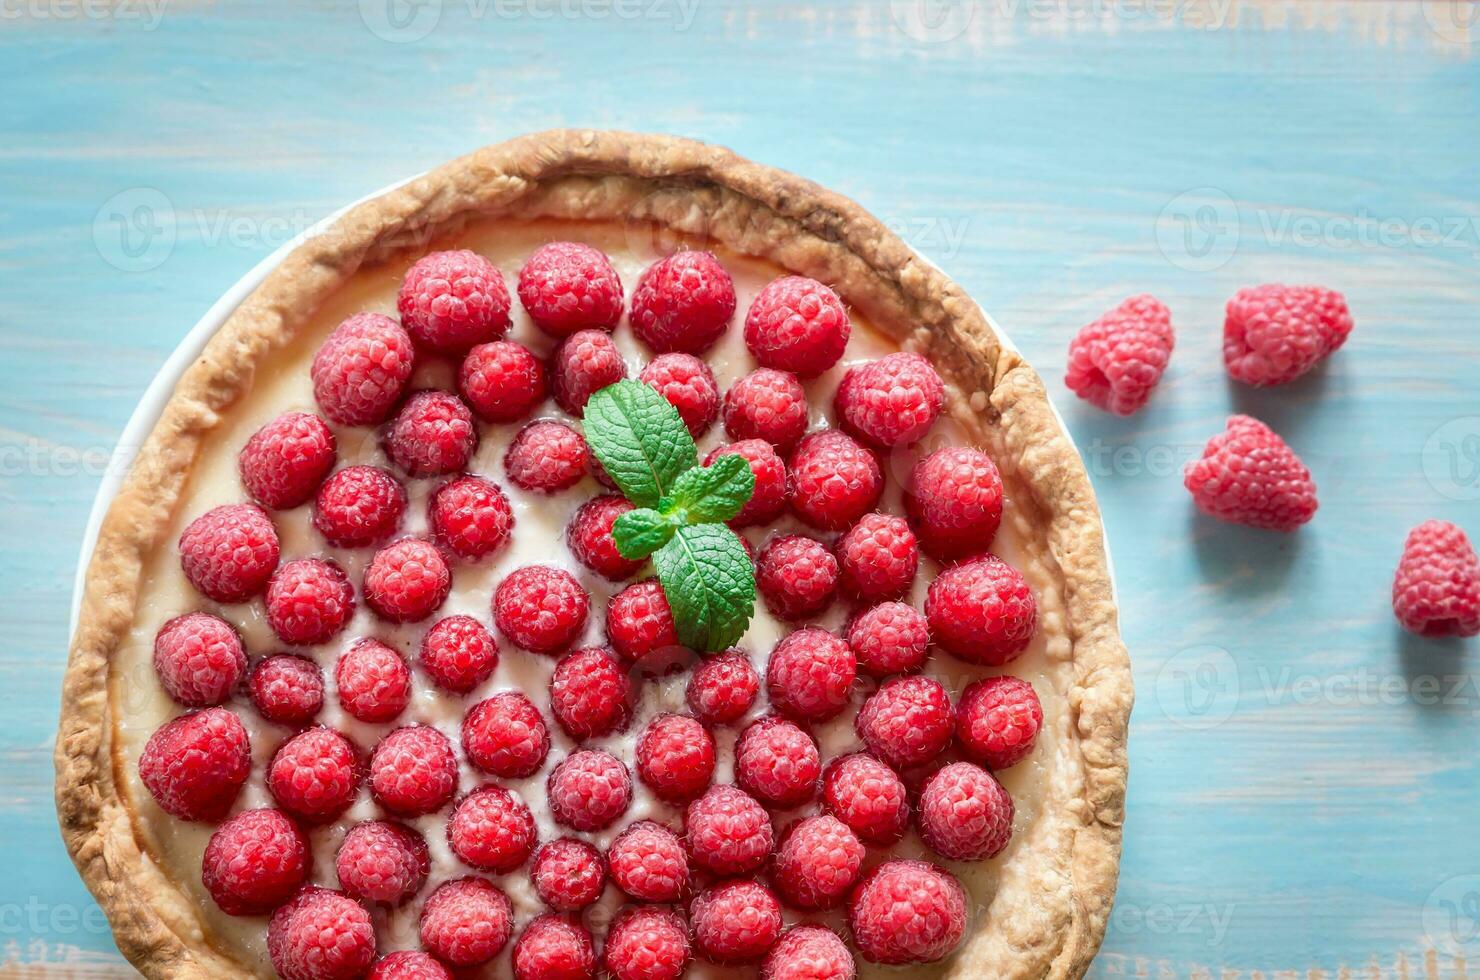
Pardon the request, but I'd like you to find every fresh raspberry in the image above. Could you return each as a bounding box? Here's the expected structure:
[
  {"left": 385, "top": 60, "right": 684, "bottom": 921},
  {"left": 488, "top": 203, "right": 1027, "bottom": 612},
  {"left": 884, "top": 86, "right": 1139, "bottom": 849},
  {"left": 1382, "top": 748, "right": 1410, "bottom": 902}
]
[
  {"left": 335, "top": 639, "right": 412, "bottom": 723},
  {"left": 691, "top": 879, "right": 784, "bottom": 964},
  {"left": 369, "top": 724, "right": 457, "bottom": 816},
  {"left": 630, "top": 251, "right": 736, "bottom": 355},
  {"left": 429, "top": 475, "right": 514, "bottom": 561},
  {"left": 311, "top": 313, "right": 416, "bottom": 426},
  {"left": 364, "top": 538, "right": 451, "bottom": 623},
  {"left": 744, "top": 276, "right": 850, "bottom": 378},
  {"left": 493, "top": 564, "right": 589, "bottom": 653},
  {"left": 957, "top": 675, "right": 1043, "bottom": 769},
  {"left": 835, "top": 514, "right": 918, "bottom": 603},
  {"left": 756, "top": 535, "right": 839, "bottom": 622},
  {"left": 138, "top": 708, "right": 250, "bottom": 822},
  {"left": 517, "top": 241, "right": 624, "bottom": 338},
  {"left": 1184, "top": 414, "right": 1319, "bottom": 531},
  {"left": 513, "top": 914, "right": 597, "bottom": 980},
  {"left": 918, "top": 761, "right": 1014, "bottom": 860},
  {"left": 735, "top": 716, "right": 821, "bottom": 810},
  {"left": 551, "top": 329, "right": 626, "bottom": 416},
  {"left": 248, "top": 654, "right": 324, "bottom": 725},
  {"left": 685, "top": 651, "right": 759, "bottom": 726},
  {"left": 448, "top": 785, "right": 538, "bottom": 873},
  {"left": 926, "top": 555, "right": 1037, "bottom": 665},
  {"left": 835, "top": 352, "right": 944, "bottom": 448},
  {"left": 766, "top": 628, "right": 856, "bottom": 722},
  {"left": 605, "top": 579, "right": 682, "bottom": 663},
  {"left": 530, "top": 838, "right": 605, "bottom": 912},
  {"left": 547, "top": 749, "right": 631, "bottom": 831},
  {"left": 335, "top": 820, "right": 429, "bottom": 906},
  {"left": 1224, "top": 284, "right": 1352, "bottom": 387},
  {"left": 773, "top": 815, "right": 864, "bottom": 910},
  {"left": 856, "top": 676, "right": 954, "bottom": 771},
  {"left": 239, "top": 411, "right": 337, "bottom": 510},
  {"left": 384, "top": 390, "right": 477, "bottom": 477},
  {"left": 1393, "top": 520, "right": 1480, "bottom": 637},
  {"left": 369, "top": 951, "right": 452, "bottom": 980},
  {"left": 506, "top": 420, "right": 590, "bottom": 493},
  {"left": 789, "top": 431, "right": 882, "bottom": 531},
  {"left": 398, "top": 249, "right": 511, "bottom": 354},
  {"left": 906, "top": 446, "right": 1003, "bottom": 560},
  {"left": 178, "top": 503, "right": 279, "bottom": 604},
  {"left": 1065, "top": 294, "right": 1175, "bottom": 415},
  {"left": 548, "top": 646, "right": 631, "bottom": 741},
  {"left": 685, "top": 784, "right": 775, "bottom": 876},
  {"left": 459, "top": 340, "right": 548, "bottom": 423},
  {"left": 603, "top": 906, "right": 691, "bottom": 980},
  {"left": 763, "top": 926, "right": 856, "bottom": 980},
  {"left": 267, "top": 726, "right": 361, "bottom": 823},
  {"left": 463, "top": 691, "right": 551, "bottom": 777},
  {"left": 608, "top": 820, "right": 690, "bottom": 902},
  {"left": 848, "top": 860, "right": 967, "bottom": 965},
  {"left": 705, "top": 440, "right": 788, "bottom": 528},
  {"left": 267, "top": 887, "right": 376, "bottom": 980},
  {"left": 636, "top": 713, "right": 716, "bottom": 804},
  {"left": 723, "top": 368, "right": 808, "bottom": 451},
  {"left": 846, "top": 602, "right": 929, "bottom": 677},
  {"left": 265, "top": 558, "right": 355, "bottom": 646},
  {"left": 152, "top": 612, "right": 246, "bottom": 708},
  {"left": 419, "top": 876, "right": 514, "bottom": 968},
  {"left": 420, "top": 614, "right": 500, "bottom": 694},
  {"left": 567, "top": 494, "right": 643, "bottom": 580},
  {"left": 201, "top": 808, "right": 310, "bottom": 915},
  {"left": 313, "top": 465, "right": 407, "bottom": 547},
  {"left": 641, "top": 353, "right": 720, "bottom": 437},
  {"left": 822, "top": 752, "right": 909, "bottom": 846}
]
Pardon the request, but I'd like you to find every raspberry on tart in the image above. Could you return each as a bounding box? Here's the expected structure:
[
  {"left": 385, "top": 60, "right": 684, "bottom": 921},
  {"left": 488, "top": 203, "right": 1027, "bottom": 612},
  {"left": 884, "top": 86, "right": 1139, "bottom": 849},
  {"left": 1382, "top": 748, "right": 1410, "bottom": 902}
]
[
  {"left": 548, "top": 646, "right": 632, "bottom": 740},
  {"left": 547, "top": 748, "right": 632, "bottom": 831},
  {"left": 314, "top": 465, "right": 407, "bottom": 547},
  {"left": 398, "top": 249, "right": 512, "bottom": 354},
  {"left": 686, "top": 650, "right": 760, "bottom": 726},
  {"left": 429, "top": 475, "right": 514, "bottom": 561},
  {"left": 604, "top": 905, "right": 691, "bottom": 980},
  {"left": 419, "top": 614, "right": 500, "bottom": 694},
  {"left": 774, "top": 813, "right": 864, "bottom": 910},
  {"left": 723, "top": 367, "right": 809, "bottom": 450},
  {"left": 686, "top": 784, "right": 776, "bottom": 877},
  {"left": 849, "top": 860, "right": 968, "bottom": 965},
  {"left": 459, "top": 340, "right": 548, "bottom": 423},
  {"left": 238, "top": 411, "right": 337, "bottom": 510},
  {"left": 178, "top": 503, "right": 279, "bottom": 604},
  {"left": 513, "top": 915, "right": 598, "bottom": 980},
  {"left": 517, "top": 240, "right": 624, "bottom": 337},
  {"left": 635, "top": 712, "right": 716, "bottom": 804},
  {"left": 551, "top": 328, "right": 627, "bottom": 416},
  {"left": 735, "top": 715, "right": 822, "bottom": 810},
  {"left": 493, "top": 564, "right": 590, "bottom": 653},
  {"left": 630, "top": 250, "right": 736, "bottom": 355},
  {"left": 764, "top": 926, "right": 857, "bottom": 980},
  {"left": 744, "top": 275, "right": 850, "bottom": 377},
  {"left": 530, "top": 838, "right": 606, "bottom": 912},
  {"left": 788, "top": 430, "right": 882, "bottom": 531},
  {"left": 335, "top": 638, "right": 412, "bottom": 723},
  {"left": 505, "top": 420, "right": 590, "bottom": 493},
  {"left": 248, "top": 653, "right": 324, "bottom": 726},
  {"left": 202, "top": 808, "right": 310, "bottom": 915},
  {"left": 608, "top": 819, "right": 690, "bottom": 902},
  {"left": 268, "top": 887, "right": 376, "bottom": 980},
  {"left": 447, "top": 785, "right": 538, "bottom": 873},
  {"left": 957, "top": 674, "right": 1044, "bottom": 769},
  {"left": 918, "top": 761, "right": 1015, "bottom": 861},
  {"left": 138, "top": 707, "right": 251, "bottom": 822},
  {"left": 567, "top": 494, "right": 644, "bottom": 580},
  {"left": 705, "top": 440, "right": 788, "bottom": 527},
  {"left": 691, "top": 879, "right": 785, "bottom": 964},
  {"left": 856, "top": 676, "right": 955, "bottom": 771},
  {"left": 267, "top": 726, "right": 362, "bottom": 824},
  {"left": 641, "top": 352, "right": 720, "bottom": 437},
  {"left": 835, "top": 513, "right": 918, "bottom": 602},
  {"left": 926, "top": 555, "right": 1038, "bottom": 665},
  {"left": 756, "top": 535, "right": 839, "bottom": 621},
  {"left": 846, "top": 601, "right": 929, "bottom": 677},
  {"left": 419, "top": 876, "right": 514, "bottom": 968},
  {"left": 265, "top": 558, "right": 355, "bottom": 646},
  {"left": 311, "top": 312, "right": 416, "bottom": 426},
  {"left": 152, "top": 612, "right": 246, "bottom": 708},
  {"left": 765, "top": 628, "right": 856, "bottom": 722},
  {"left": 369, "top": 724, "right": 458, "bottom": 817},
  {"left": 463, "top": 691, "right": 551, "bottom": 778},
  {"left": 822, "top": 752, "right": 910, "bottom": 846},
  {"left": 906, "top": 446, "right": 1004, "bottom": 560},
  {"left": 835, "top": 351, "right": 944, "bottom": 447},
  {"left": 335, "top": 819, "right": 430, "bottom": 906}
]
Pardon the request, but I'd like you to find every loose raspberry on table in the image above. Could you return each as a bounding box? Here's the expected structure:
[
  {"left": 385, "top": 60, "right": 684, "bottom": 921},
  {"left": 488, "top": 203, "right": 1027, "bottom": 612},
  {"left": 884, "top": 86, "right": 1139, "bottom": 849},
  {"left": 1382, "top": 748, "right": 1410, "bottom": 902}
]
[
  {"left": 735, "top": 716, "right": 821, "bottom": 810},
  {"left": 1184, "top": 414, "right": 1319, "bottom": 531},
  {"left": 1393, "top": 520, "right": 1480, "bottom": 637},
  {"left": 608, "top": 819, "right": 690, "bottom": 902},
  {"left": 846, "top": 602, "right": 929, "bottom": 678},
  {"left": 398, "top": 249, "right": 511, "bottom": 354},
  {"left": 756, "top": 535, "right": 840, "bottom": 621},
  {"left": 314, "top": 465, "right": 407, "bottom": 547},
  {"left": 848, "top": 860, "right": 968, "bottom": 965},
  {"left": 420, "top": 614, "right": 500, "bottom": 694},
  {"left": 822, "top": 752, "right": 909, "bottom": 846},
  {"left": 267, "top": 726, "right": 361, "bottom": 824},
  {"left": 789, "top": 430, "right": 882, "bottom": 531},
  {"left": 630, "top": 250, "right": 736, "bottom": 355},
  {"left": 763, "top": 926, "right": 856, "bottom": 980},
  {"left": 926, "top": 556, "right": 1037, "bottom": 665},
  {"left": 641, "top": 352, "right": 720, "bottom": 437},
  {"left": 463, "top": 691, "right": 551, "bottom": 777},
  {"left": 774, "top": 814, "right": 864, "bottom": 910},
  {"left": 744, "top": 276, "right": 850, "bottom": 378},
  {"left": 152, "top": 612, "right": 246, "bottom": 708},
  {"left": 606, "top": 578, "right": 682, "bottom": 663},
  {"left": 551, "top": 328, "right": 627, "bottom": 416},
  {"left": 686, "top": 651, "right": 759, "bottom": 726},
  {"left": 448, "top": 785, "right": 538, "bottom": 873},
  {"left": 430, "top": 475, "right": 514, "bottom": 561},
  {"left": 957, "top": 675, "right": 1043, "bottom": 769},
  {"left": 906, "top": 446, "right": 1003, "bottom": 560},
  {"left": 547, "top": 749, "right": 631, "bottom": 831},
  {"left": 384, "top": 390, "right": 477, "bottom": 478},
  {"left": 1224, "top": 283, "right": 1352, "bottom": 387},
  {"left": 335, "top": 638, "right": 412, "bottom": 723},
  {"left": 513, "top": 914, "right": 598, "bottom": 980},
  {"left": 691, "top": 879, "right": 784, "bottom": 964},
  {"left": 335, "top": 820, "right": 429, "bottom": 906},
  {"left": 918, "top": 761, "right": 1015, "bottom": 861},
  {"left": 459, "top": 340, "right": 548, "bottom": 424},
  {"left": 248, "top": 653, "right": 324, "bottom": 726},
  {"left": 548, "top": 646, "right": 631, "bottom": 741},
  {"left": 201, "top": 808, "right": 309, "bottom": 915},
  {"left": 265, "top": 558, "right": 355, "bottom": 646},
  {"left": 239, "top": 411, "right": 337, "bottom": 510},
  {"left": 835, "top": 514, "right": 918, "bottom": 603},
  {"left": 420, "top": 876, "right": 514, "bottom": 968},
  {"left": 369, "top": 951, "right": 452, "bottom": 980},
  {"left": 369, "top": 724, "right": 458, "bottom": 816},
  {"left": 517, "top": 240, "right": 624, "bottom": 338},
  {"left": 139, "top": 707, "right": 251, "bottom": 822},
  {"left": 493, "top": 564, "right": 589, "bottom": 653},
  {"left": 364, "top": 538, "right": 451, "bottom": 624},
  {"left": 311, "top": 312, "right": 416, "bottom": 427},
  {"left": 685, "top": 784, "right": 775, "bottom": 876},
  {"left": 268, "top": 887, "right": 376, "bottom": 980},
  {"left": 568, "top": 494, "right": 644, "bottom": 580},
  {"left": 766, "top": 628, "right": 856, "bottom": 722},
  {"left": 1065, "top": 294, "right": 1175, "bottom": 415},
  {"left": 530, "top": 838, "right": 606, "bottom": 911},
  {"left": 856, "top": 676, "right": 954, "bottom": 771},
  {"left": 178, "top": 503, "right": 279, "bottom": 604},
  {"left": 505, "top": 420, "right": 590, "bottom": 493},
  {"left": 836, "top": 352, "right": 944, "bottom": 448},
  {"left": 603, "top": 905, "right": 691, "bottom": 980},
  {"left": 723, "top": 368, "right": 809, "bottom": 451},
  {"left": 705, "top": 440, "right": 788, "bottom": 527},
  {"left": 636, "top": 713, "right": 716, "bottom": 804}
]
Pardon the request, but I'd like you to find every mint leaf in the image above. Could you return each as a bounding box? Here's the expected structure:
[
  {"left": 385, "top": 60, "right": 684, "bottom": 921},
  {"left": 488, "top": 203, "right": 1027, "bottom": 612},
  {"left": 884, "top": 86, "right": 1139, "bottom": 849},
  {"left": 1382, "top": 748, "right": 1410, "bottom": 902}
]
[
  {"left": 583, "top": 381, "right": 698, "bottom": 508},
  {"left": 653, "top": 524, "right": 756, "bottom": 652},
  {"left": 659, "top": 454, "right": 756, "bottom": 526},
  {"left": 613, "top": 508, "right": 674, "bottom": 560}
]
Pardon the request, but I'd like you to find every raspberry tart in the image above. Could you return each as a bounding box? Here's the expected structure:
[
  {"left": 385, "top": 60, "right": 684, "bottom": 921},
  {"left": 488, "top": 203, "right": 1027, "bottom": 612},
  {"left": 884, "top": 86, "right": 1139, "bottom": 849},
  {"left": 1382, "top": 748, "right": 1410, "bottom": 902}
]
[{"left": 58, "top": 131, "right": 1130, "bottom": 980}]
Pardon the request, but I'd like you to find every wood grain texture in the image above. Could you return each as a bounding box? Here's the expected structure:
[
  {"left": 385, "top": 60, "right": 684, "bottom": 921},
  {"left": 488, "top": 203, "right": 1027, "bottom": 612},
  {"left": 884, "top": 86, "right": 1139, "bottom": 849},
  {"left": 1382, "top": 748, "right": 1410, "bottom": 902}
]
[{"left": 2, "top": 0, "right": 1477, "bottom": 975}]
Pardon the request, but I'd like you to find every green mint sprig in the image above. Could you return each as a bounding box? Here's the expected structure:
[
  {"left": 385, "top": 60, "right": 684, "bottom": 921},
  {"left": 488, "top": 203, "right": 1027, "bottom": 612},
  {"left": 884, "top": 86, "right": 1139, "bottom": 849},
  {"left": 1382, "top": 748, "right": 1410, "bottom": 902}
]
[{"left": 583, "top": 380, "right": 757, "bottom": 652}]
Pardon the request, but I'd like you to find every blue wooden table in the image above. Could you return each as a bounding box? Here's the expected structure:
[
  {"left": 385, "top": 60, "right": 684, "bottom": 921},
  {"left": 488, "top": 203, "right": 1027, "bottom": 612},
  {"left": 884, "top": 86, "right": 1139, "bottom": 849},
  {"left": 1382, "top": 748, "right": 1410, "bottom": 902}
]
[{"left": 4, "top": 2, "right": 1478, "bottom": 975}]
